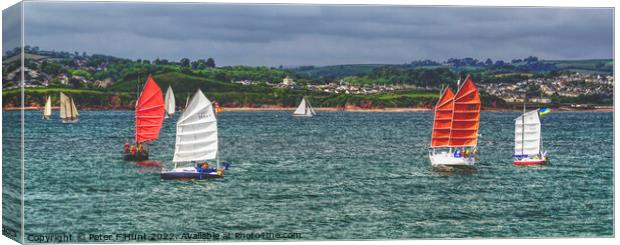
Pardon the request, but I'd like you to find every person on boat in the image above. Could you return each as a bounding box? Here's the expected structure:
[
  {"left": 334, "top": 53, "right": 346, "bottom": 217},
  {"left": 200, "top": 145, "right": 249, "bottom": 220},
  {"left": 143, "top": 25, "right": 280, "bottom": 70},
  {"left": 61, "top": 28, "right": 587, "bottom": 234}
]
[
  {"left": 124, "top": 143, "right": 130, "bottom": 153},
  {"left": 214, "top": 101, "right": 222, "bottom": 114},
  {"left": 137, "top": 143, "right": 143, "bottom": 153},
  {"left": 130, "top": 145, "right": 136, "bottom": 154},
  {"left": 193, "top": 161, "right": 201, "bottom": 171}
]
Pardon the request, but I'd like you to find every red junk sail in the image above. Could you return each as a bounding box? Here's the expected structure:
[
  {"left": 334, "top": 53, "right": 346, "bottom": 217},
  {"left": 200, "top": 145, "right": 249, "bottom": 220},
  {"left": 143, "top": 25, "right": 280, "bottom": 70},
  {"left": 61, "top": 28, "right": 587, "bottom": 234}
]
[
  {"left": 448, "top": 76, "right": 481, "bottom": 147},
  {"left": 431, "top": 87, "right": 455, "bottom": 147},
  {"left": 135, "top": 75, "right": 165, "bottom": 143}
]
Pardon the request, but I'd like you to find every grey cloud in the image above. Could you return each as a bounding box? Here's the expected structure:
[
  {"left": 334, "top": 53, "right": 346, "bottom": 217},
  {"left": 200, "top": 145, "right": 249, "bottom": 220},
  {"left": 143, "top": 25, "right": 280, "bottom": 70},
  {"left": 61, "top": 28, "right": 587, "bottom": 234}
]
[
  {"left": 3, "top": 2, "right": 22, "bottom": 55},
  {"left": 20, "top": 2, "right": 613, "bottom": 66}
]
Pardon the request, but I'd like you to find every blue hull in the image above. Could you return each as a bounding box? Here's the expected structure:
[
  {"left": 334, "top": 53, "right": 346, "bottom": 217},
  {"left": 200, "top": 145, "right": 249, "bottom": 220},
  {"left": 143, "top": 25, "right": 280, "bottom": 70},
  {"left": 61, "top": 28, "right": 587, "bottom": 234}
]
[{"left": 160, "top": 172, "right": 223, "bottom": 180}]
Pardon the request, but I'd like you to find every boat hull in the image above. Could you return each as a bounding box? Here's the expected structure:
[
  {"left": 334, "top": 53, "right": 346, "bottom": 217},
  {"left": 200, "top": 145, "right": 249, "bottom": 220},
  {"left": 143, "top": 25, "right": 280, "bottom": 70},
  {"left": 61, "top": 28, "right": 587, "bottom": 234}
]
[
  {"left": 293, "top": 114, "right": 313, "bottom": 117},
  {"left": 513, "top": 156, "right": 547, "bottom": 165},
  {"left": 123, "top": 151, "right": 149, "bottom": 161},
  {"left": 513, "top": 159, "right": 546, "bottom": 165},
  {"left": 160, "top": 171, "right": 223, "bottom": 180},
  {"left": 160, "top": 165, "right": 227, "bottom": 180},
  {"left": 61, "top": 119, "right": 79, "bottom": 123},
  {"left": 429, "top": 152, "right": 475, "bottom": 167}
]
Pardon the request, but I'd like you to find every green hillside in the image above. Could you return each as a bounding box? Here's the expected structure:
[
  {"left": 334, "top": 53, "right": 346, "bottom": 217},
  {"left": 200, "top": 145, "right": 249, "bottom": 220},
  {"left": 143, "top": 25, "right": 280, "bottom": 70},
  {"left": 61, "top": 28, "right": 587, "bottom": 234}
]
[
  {"left": 289, "top": 64, "right": 385, "bottom": 78},
  {"left": 110, "top": 72, "right": 269, "bottom": 93},
  {"left": 542, "top": 59, "right": 613, "bottom": 73},
  {"left": 2, "top": 87, "right": 131, "bottom": 108}
]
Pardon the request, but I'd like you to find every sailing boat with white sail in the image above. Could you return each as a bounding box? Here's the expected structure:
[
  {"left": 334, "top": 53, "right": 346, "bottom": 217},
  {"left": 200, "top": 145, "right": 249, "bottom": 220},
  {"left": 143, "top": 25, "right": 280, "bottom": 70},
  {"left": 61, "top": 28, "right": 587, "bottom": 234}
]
[
  {"left": 513, "top": 109, "right": 548, "bottom": 165},
  {"left": 42, "top": 96, "right": 52, "bottom": 120},
  {"left": 161, "top": 89, "right": 229, "bottom": 180},
  {"left": 164, "top": 85, "right": 176, "bottom": 118},
  {"left": 293, "top": 97, "right": 316, "bottom": 117},
  {"left": 428, "top": 75, "right": 481, "bottom": 167},
  {"left": 59, "top": 92, "right": 79, "bottom": 123}
]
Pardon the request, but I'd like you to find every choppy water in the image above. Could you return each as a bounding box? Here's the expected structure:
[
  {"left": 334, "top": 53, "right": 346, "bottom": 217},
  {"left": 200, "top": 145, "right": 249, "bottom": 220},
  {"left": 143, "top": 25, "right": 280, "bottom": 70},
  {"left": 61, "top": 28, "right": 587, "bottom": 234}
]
[{"left": 2, "top": 111, "right": 614, "bottom": 241}]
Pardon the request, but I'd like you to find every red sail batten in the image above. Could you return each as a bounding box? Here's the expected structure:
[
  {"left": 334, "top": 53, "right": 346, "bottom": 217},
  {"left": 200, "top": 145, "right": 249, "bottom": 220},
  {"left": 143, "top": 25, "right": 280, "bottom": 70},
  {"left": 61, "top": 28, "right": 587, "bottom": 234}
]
[{"left": 135, "top": 75, "right": 165, "bottom": 144}]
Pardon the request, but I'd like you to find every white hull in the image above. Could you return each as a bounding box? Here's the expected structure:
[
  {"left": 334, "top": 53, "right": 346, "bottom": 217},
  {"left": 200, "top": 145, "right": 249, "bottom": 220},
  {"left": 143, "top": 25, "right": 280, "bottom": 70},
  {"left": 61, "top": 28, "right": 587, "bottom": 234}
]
[
  {"left": 429, "top": 151, "right": 475, "bottom": 166},
  {"left": 61, "top": 118, "right": 79, "bottom": 124},
  {"left": 161, "top": 166, "right": 220, "bottom": 175},
  {"left": 293, "top": 114, "right": 313, "bottom": 117},
  {"left": 513, "top": 152, "right": 547, "bottom": 165}
]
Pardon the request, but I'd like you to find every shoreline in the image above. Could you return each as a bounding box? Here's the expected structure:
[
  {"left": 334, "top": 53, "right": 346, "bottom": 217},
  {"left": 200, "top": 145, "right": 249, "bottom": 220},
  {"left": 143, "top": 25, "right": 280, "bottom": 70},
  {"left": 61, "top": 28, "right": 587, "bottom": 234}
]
[{"left": 3, "top": 106, "right": 613, "bottom": 113}]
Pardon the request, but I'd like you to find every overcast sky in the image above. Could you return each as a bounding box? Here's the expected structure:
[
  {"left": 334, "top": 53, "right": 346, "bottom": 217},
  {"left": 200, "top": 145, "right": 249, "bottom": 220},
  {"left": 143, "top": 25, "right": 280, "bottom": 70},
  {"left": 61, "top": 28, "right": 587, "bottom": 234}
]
[{"left": 10, "top": 2, "right": 615, "bottom": 66}]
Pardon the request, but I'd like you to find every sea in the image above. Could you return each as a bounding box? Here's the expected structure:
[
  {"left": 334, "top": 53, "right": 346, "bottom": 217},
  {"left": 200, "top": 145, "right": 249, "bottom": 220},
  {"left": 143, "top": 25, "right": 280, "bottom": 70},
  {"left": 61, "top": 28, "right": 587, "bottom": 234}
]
[{"left": 2, "top": 110, "right": 614, "bottom": 241}]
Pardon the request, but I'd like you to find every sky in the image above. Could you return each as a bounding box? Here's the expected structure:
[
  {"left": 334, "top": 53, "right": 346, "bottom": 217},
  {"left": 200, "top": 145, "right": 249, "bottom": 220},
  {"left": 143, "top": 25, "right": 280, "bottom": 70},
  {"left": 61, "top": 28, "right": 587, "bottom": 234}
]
[{"left": 6, "top": 2, "right": 615, "bottom": 66}]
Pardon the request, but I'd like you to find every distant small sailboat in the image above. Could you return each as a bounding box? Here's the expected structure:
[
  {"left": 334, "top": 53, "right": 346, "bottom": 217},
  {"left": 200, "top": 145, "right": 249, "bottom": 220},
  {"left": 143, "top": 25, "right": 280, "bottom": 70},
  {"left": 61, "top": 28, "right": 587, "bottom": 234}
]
[
  {"left": 428, "top": 75, "right": 481, "bottom": 167},
  {"left": 164, "top": 85, "right": 176, "bottom": 118},
  {"left": 42, "top": 95, "right": 52, "bottom": 120},
  {"left": 513, "top": 104, "right": 549, "bottom": 165},
  {"left": 161, "top": 89, "right": 229, "bottom": 180},
  {"left": 59, "top": 92, "right": 79, "bottom": 123},
  {"left": 293, "top": 97, "right": 316, "bottom": 117},
  {"left": 123, "top": 75, "right": 165, "bottom": 161}
]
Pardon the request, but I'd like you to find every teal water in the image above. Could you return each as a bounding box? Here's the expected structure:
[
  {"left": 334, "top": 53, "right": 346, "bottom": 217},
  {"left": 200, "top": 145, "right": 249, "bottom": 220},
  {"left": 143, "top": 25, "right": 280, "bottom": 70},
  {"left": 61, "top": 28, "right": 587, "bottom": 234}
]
[{"left": 3, "top": 111, "right": 614, "bottom": 240}]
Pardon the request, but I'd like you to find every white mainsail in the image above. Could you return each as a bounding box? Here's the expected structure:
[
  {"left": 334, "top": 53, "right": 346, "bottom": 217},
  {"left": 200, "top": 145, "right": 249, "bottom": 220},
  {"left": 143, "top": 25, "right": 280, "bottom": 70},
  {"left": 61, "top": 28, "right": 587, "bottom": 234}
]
[
  {"left": 43, "top": 96, "right": 52, "bottom": 119},
  {"left": 293, "top": 98, "right": 316, "bottom": 116},
  {"left": 164, "top": 86, "right": 176, "bottom": 117},
  {"left": 172, "top": 89, "right": 218, "bottom": 163},
  {"left": 60, "top": 92, "right": 79, "bottom": 120},
  {"left": 60, "top": 92, "right": 68, "bottom": 119},
  {"left": 69, "top": 97, "right": 79, "bottom": 118},
  {"left": 514, "top": 110, "right": 541, "bottom": 156}
]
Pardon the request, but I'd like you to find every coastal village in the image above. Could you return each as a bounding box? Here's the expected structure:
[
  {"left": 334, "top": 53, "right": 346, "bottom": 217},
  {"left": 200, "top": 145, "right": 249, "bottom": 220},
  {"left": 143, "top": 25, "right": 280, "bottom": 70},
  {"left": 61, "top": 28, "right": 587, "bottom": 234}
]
[{"left": 2, "top": 49, "right": 614, "bottom": 110}]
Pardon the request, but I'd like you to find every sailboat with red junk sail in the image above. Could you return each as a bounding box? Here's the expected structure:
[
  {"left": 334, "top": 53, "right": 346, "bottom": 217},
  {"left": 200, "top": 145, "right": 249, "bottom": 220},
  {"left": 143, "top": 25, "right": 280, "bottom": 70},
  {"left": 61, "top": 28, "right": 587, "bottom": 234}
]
[
  {"left": 428, "top": 75, "right": 481, "bottom": 167},
  {"left": 123, "top": 75, "right": 165, "bottom": 161}
]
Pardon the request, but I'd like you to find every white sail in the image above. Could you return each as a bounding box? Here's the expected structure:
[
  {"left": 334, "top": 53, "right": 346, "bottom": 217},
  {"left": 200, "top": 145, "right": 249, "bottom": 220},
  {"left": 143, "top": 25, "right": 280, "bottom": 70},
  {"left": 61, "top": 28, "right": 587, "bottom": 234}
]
[
  {"left": 59, "top": 92, "right": 69, "bottom": 119},
  {"left": 514, "top": 110, "right": 541, "bottom": 156},
  {"left": 43, "top": 96, "right": 52, "bottom": 118},
  {"left": 307, "top": 99, "right": 316, "bottom": 115},
  {"left": 164, "top": 86, "right": 176, "bottom": 117},
  {"left": 69, "top": 97, "right": 79, "bottom": 118},
  {"left": 293, "top": 98, "right": 316, "bottom": 116},
  {"left": 60, "top": 92, "right": 79, "bottom": 120},
  {"left": 172, "top": 89, "right": 218, "bottom": 163}
]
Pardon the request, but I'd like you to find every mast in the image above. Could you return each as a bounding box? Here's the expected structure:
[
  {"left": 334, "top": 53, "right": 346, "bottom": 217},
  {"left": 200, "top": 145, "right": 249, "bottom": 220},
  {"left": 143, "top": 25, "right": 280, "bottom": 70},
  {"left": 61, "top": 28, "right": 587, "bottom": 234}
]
[{"left": 135, "top": 74, "right": 140, "bottom": 143}]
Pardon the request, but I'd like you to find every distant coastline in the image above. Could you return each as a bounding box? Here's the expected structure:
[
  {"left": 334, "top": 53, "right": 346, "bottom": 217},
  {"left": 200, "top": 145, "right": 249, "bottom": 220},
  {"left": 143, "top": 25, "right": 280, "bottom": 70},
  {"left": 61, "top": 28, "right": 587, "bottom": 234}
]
[{"left": 3, "top": 106, "right": 612, "bottom": 113}]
